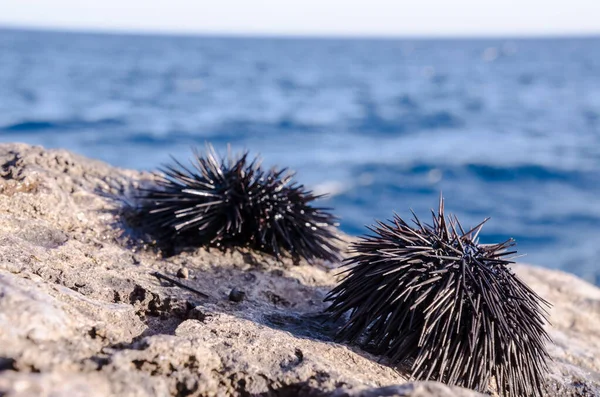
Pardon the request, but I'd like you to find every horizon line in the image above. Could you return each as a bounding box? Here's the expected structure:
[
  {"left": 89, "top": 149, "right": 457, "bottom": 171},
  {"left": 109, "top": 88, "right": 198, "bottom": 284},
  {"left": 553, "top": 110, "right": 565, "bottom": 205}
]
[{"left": 2, "top": 23, "right": 600, "bottom": 41}]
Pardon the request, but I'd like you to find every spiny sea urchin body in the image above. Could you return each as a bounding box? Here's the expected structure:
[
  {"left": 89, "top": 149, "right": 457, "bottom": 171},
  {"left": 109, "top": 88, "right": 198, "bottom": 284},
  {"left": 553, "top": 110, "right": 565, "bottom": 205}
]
[
  {"left": 325, "top": 197, "right": 551, "bottom": 397},
  {"left": 131, "top": 145, "right": 341, "bottom": 262}
]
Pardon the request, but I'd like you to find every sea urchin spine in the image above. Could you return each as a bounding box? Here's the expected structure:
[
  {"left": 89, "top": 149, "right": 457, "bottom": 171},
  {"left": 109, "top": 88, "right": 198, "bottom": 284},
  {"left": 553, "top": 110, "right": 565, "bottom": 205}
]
[
  {"left": 325, "top": 197, "right": 551, "bottom": 397},
  {"left": 131, "top": 144, "right": 341, "bottom": 262}
]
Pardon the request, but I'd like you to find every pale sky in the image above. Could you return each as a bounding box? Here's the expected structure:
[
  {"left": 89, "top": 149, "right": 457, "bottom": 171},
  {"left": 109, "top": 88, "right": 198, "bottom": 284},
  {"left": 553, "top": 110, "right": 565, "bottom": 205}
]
[{"left": 1, "top": 0, "right": 599, "bottom": 37}]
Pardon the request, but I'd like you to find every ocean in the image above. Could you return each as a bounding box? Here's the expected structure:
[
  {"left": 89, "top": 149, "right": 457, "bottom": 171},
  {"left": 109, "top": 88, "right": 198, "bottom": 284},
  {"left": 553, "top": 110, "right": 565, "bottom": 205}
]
[{"left": 1, "top": 28, "right": 599, "bottom": 283}]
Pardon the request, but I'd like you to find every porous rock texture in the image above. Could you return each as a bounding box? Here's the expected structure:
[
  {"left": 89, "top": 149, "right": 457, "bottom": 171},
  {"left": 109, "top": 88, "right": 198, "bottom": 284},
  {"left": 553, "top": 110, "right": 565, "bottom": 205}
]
[{"left": 0, "top": 143, "right": 598, "bottom": 397}]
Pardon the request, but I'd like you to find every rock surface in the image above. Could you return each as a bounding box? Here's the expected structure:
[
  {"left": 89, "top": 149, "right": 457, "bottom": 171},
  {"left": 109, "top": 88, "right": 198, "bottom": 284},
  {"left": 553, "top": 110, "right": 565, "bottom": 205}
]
[{"left": 0, "top": 143, "right": 598, "bottom": 397}]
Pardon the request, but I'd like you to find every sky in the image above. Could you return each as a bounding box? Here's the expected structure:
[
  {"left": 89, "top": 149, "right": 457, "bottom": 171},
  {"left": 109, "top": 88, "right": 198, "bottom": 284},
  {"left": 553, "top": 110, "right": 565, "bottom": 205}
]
[{"left": 0, "top": 0, "right": 599, "bottom": 37}]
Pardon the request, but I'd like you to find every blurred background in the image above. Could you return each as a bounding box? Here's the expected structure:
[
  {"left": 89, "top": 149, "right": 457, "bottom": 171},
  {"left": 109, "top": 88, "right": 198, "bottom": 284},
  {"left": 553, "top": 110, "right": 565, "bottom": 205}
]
[{"left": 1, "top": 1, "right": 599, "bottom": 283}]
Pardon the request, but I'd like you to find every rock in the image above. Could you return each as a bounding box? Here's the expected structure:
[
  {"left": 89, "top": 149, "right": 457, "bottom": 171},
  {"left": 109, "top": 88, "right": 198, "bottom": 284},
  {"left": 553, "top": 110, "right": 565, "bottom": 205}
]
[
  {"left": 177, "top": 267, "right": 189, "bottom": 279},
  {"left": 0, "top": 143, "right": 599, "bottom": 396},
  {"left": 228, "top": 287, "right": 245, "bottom": 302}
]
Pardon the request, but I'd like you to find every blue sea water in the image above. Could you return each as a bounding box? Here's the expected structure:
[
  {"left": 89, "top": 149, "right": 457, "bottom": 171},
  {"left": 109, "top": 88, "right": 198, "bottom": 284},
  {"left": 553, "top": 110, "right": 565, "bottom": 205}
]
[{"left": 1, "top": 28, "right": 599, "bottom": 283}]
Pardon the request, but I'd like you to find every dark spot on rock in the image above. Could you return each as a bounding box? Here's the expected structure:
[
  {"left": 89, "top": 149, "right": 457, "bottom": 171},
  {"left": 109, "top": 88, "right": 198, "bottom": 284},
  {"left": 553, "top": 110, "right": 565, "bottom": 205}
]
[
  {"left": 129, "top": 284, "right": 147, "bottom": 304},
  {"left": 129, "top": 284, "right": 196, "bottom": 321},
  {"left": 264, "top": 313, "right": 305, "bottom": 333},
  {"left": 107, "top": 339, "right": 150, "bottom": 353},
  {"left": 264, "top": 291, "right": 290, "bottom": 307},
  {"left": 175, "top": 377, "right": 199, "bottom": 396},
  {"left": 243, "top": 272, "right": 257, "bottom": 282},
  {"left": 1, "top": 152, "right": 24, "bottom": 181},
  {"left": 188, "top": 308, "right": 209, "bottom": 322},
  {"left": 263, "top": 313, "right": 340, "bottom": 342},
  {"left": 0, "top": 357, "right": 17, "bottom": 371},
  {"left": 279, "top": 348, "right": 304, "bottom": 370},
  {"left": 88, "top": 355, "right": 110, "bottom": 370},
  {"left": 18, "top": 225, "right": 68, "bottom": 249},
  {"left": 313, "top": 370, "right": 330, "bottom": 382},
  {"left": 147, "top": 295, "right": 172, "bottom": 317},
  {"left": 260, "top": 382, "right": 328, "bottom": 397},
  {"left": 223, "top": 373, "right": 251, "bottom": 396},
  {"left": 131, "top": 359, "right": 159, "bottom": 374},
  {"left": 87, "top": 326, "right": 107, "bottom": 341},
  {"left": 183, "top": 355, "right": 200, "bottom": 371}
]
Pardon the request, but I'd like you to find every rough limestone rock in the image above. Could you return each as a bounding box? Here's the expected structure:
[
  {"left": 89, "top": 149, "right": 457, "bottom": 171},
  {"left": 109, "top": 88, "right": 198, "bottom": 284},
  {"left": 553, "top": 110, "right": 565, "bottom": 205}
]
[{"left": 0, "top": 143, "right": 598, "bottom": 397}]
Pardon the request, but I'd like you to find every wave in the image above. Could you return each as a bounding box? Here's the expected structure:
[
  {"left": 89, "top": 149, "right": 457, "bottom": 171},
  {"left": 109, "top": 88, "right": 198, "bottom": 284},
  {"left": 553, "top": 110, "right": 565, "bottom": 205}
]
[{"left": 1, "top": 118, "right": 125, "bottom": 134}]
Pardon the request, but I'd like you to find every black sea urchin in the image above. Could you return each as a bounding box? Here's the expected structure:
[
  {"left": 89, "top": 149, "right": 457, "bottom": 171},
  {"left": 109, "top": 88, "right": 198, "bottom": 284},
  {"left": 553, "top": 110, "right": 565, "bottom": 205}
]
[
  {"left": 325, "top": 197, "right": 551, "bottom": 397},
  {"left": 131, "top": 145, "right": 340, "bottom": 262}
]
